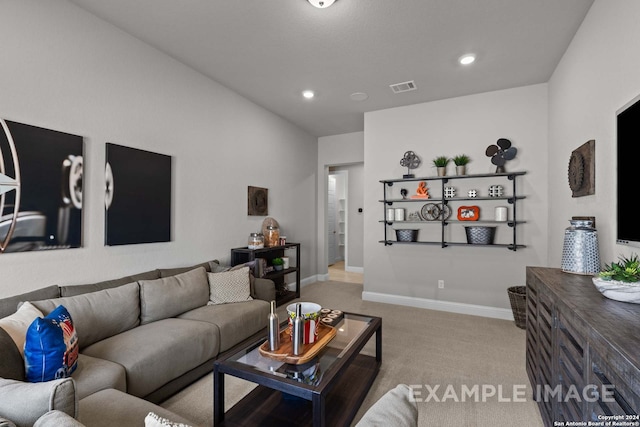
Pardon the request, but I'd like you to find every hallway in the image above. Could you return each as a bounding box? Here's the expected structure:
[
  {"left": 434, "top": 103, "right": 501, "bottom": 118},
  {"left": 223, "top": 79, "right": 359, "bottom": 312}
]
[{"left": 328, "top": 261, "right": 363, "bottom": 284}]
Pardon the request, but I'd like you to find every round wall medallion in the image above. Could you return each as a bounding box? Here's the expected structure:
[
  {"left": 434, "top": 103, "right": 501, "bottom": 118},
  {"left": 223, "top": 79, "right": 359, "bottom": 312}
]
[{"left": 568, "top": 151, "right": 585, "bottom": 192}]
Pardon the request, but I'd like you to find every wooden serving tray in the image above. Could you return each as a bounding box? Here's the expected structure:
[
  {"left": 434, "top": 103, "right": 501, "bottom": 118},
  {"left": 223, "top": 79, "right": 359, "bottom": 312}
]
[{"left": 258, "top": 322, "right": 337, "bottom": 364}]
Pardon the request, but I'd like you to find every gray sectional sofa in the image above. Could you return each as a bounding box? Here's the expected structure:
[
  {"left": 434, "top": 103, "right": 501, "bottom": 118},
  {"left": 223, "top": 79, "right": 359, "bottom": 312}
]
[{"left": 0, "top": 259, "right": 275, "bottom": 427}]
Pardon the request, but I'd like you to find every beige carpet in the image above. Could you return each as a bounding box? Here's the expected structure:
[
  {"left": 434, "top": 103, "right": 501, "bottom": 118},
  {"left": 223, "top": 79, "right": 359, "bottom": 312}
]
[{"left": 161, "top": 280, "right": 543, "bottom": 426}]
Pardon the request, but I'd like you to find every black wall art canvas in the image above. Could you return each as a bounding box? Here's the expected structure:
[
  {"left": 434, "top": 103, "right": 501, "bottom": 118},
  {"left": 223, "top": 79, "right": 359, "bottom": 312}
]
[
  {"left": 105, "top": 143, "right": 172, "bottom": 246},
  {"left": 0, "top": 119, "right": 84, "bottom": 253}
]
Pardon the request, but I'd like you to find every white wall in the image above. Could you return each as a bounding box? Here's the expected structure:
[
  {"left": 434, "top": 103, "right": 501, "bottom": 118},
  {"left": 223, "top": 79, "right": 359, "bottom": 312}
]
[
  {"left": 0, "top": 0, "right": 318, "bottom": 297},
  {"left": 363, "top": 84, "right": 548, "bottom": 313},
  {"left": 317, "top": 132, "right": 364, "bottom": 278},
  {"left": 547, "top": 0, "right": 640, "bottom": 266}
]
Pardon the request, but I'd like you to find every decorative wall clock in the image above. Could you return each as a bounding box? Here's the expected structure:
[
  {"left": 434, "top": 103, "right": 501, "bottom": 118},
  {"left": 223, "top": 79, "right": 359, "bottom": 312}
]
[{"left": 568, "top": 140, "right": 595, "bottom": 197}]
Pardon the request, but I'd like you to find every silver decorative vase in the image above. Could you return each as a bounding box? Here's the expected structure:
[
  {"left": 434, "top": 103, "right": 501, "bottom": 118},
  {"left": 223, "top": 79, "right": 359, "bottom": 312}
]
[{"left": 561, "top": 220, "right": 600, "bottom": 275}]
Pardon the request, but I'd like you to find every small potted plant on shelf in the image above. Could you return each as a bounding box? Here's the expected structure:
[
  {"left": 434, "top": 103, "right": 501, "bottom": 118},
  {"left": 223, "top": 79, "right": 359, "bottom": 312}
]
[
  {"left": 453, "top": 154, "right": 471, "bottom": 175},
  {"left": 432, "top": 156, "right": 450, "bottom": 177},
  {"left": 272, "top": 257, "right": 284, "bottom": 271}
]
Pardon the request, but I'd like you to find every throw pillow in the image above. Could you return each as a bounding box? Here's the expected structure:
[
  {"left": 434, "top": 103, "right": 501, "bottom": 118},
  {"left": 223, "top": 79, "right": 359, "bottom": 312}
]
[
  {"left": 138, "top": 267, "right": 209, "bottom": 324},
  {"left": 144, "top": 412, "right": 192, "bottom": 427},
  {"left": 24, "top": 305, "right": 79, "bottom": 383},
  {"left": 0, "top": 301, "right": 44, "bottom": 356},
  {"left": 0, "top": 328, "right": 24, "bottom": 381},
  {"left": 207, "top": 267, "right": 253, "bottom": 305}
]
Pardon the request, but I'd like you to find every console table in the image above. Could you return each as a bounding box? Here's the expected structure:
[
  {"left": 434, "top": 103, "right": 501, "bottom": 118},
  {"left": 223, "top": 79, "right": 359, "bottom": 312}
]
[
  {"left": 231, "top": 243, "right": 300, "bottom": 306},
  {"left": 526, "top": 267, "right": 640, "bottom": 425}
]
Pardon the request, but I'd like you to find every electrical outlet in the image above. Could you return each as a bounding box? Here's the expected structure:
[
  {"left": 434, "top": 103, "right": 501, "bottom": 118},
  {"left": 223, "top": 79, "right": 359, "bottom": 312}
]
[{"left": 438, "top": 280, "right": 445, "bottom": 289}]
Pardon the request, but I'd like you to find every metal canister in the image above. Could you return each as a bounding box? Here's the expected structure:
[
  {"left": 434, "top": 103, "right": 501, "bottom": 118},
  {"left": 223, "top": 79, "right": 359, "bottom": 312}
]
[{"left": 561, "top": 219, "right": 600, "bottom": 274}]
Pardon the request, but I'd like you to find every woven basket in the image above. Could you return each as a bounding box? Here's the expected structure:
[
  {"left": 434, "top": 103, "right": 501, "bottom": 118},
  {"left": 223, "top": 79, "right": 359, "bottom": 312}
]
[
  {"left": 464, "top": 226, "right": 496, "bottom": 245},
  {"left": 395, "top": 229, "right": 419, "bottom": 242},
  {"left": 507, "top": 286, "right": 527, "bottom": 329}
]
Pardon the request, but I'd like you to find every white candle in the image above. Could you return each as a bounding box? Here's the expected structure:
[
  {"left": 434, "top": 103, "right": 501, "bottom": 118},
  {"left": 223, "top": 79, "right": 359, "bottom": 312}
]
[
  {"left": 394, "top": 208, "right": 405, "bottom": 221},
  {"left": 495, "top": 206, "right": 508, "bottom": 222}
]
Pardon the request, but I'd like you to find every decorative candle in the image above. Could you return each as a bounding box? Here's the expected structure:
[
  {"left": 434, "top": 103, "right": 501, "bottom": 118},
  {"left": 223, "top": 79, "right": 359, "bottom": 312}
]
[{"left": 495, "top": 206, "right": 508, "bottom": 222}]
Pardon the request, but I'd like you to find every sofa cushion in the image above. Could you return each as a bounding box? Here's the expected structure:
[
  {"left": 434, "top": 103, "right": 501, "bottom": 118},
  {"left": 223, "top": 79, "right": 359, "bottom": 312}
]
[
  {"left": 178, "top": 300, "right": 269, "bottom": 352},
  {"left": 82, "top": 318, "right": 219, "bottom": 397},
  {"left": 0, "top": 377, "right": 77, "bottom": 427},
  {"left": 0, "top": 285, "right": 59, "bottom": 319},
  {"left": 72, "top": 354, "right": 126, "bottom": 400},
  {"left": 34, "top": 410, "right": 84, "bottom": 427},
  {"left": 0, "top": 328, "right": 23, "bottom": 381},
  {"left": 59, "top": 269, "right": 159, "bottom": 297},
  {"left": 0, "top": 301, "right": 44, "bottom": 356},
  {"left": 24, "top": 305, "right": 79, "bottom": 383},
  {"left": 138, "top": 267, "right": 209, "bottom": 325},
  {"left": 78, "top": 388, "right": 193, "bottom": 427},
  {"left": 29, "top": 282, "right": 141, "bottom": 349},
  {"left": 157, "top": 260, "right": 212, "bottom": 278},
  {"left": 355, "top": 384, "right": 418, "bottom": 427},
  {"left": 207, "top": 267, "right": 253, "bottom": 305}
]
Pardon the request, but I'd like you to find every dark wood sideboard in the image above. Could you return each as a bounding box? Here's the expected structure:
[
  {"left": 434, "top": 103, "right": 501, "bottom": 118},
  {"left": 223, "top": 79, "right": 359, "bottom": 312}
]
[{"left": 526, "top": 267, "right": 640, "bottom": 425}]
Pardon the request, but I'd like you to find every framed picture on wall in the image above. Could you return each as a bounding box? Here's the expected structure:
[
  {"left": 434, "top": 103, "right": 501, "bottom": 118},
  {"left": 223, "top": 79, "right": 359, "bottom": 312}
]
[
  {"left": 105, "top": 143, "right": 172, "bottom": 246},
  {"left": 0, "top": 119, "right": 84, "bottom": 253}
]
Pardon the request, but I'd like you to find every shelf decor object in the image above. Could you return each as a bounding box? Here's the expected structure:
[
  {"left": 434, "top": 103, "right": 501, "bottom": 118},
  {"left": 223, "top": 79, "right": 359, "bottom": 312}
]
[
  {"left": 395, "top": 229, "right": 419, "bottom": 242},
  {"left": 485, "top": 138, "right": 517, "bottom": 173},
  {"left": 399, "top": 151, "right": 421, "bottom": 179},
  {"left": 457, "top": 205, "right": 480, "bottom": 221},
  {"left": 560, "top": 219, "right": 600, "bottom": 275},
  {"left": 465, "top": 226, "right": 496, "bottom": 245}
]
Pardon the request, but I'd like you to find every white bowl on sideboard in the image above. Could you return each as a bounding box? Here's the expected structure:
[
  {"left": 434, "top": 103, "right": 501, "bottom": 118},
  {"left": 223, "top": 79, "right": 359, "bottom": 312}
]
[{"left": 592, "top": 277, "right": 640, "bottom": 304}]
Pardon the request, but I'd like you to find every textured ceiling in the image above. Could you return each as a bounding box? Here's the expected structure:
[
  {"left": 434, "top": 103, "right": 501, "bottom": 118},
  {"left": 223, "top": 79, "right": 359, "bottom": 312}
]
[{"left": 68, "top": 0, "right": 594, "bottom": 137}]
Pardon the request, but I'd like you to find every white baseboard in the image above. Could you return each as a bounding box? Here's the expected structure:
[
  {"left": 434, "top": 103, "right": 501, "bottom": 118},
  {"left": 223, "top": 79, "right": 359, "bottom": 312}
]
[
  {"left": 361, "top": 291, "right": 514, "bottom": 321},
  {"left": 288, "top": 275, "right": 321, "bottom": 290},
  {"left": 345, "top": 266, "right": 364, "bottom": 273}
]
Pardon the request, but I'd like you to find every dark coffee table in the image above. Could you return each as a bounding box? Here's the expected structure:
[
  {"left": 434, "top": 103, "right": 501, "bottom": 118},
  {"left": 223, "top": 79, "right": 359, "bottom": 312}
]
[{"left": 213, "top": 312, "right": 382, "bottom": 427}]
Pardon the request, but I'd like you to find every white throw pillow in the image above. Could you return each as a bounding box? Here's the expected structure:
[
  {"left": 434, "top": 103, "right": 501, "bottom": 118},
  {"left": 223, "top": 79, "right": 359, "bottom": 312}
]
[
  {"left": 0, "top": 302, "right": 44, "bottom": 355},
  {"left": 207, "top": 267, "right": 253, "bottom": 305},
  {"left": 144, "top": 412, "right": 192, "bottom": 427}
]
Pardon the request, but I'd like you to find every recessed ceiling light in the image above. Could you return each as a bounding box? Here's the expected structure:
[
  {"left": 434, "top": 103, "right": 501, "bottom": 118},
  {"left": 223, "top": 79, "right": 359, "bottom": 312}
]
[
  {"left": 302, "top": 90, "right": 315, "bottom": 99},
  {"left": 308, "top": 0, "right": 336, "bottom": 8},
  {"left": 350, "top": 92, "right": 368, "bottom": 101},
  {"left": 459, "top": 54, "right": 476, "bottom": 65}
]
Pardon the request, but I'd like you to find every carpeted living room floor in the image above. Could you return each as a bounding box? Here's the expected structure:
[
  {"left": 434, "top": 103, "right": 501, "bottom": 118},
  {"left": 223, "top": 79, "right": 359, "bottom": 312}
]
[{"left": 160, "top": 280, "right": 543, "bottom": 426}]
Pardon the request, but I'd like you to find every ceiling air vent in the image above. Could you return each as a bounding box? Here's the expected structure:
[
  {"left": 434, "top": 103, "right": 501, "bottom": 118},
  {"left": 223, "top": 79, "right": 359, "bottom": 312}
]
[{"left": 389, "top": 80, "right": 417, "bottom": 94}]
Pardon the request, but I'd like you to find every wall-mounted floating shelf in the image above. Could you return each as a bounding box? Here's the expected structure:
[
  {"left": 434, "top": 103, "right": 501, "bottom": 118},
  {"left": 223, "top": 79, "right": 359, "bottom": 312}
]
[{"left": 379, "top": 171, "right": 527, "bottom": 251}]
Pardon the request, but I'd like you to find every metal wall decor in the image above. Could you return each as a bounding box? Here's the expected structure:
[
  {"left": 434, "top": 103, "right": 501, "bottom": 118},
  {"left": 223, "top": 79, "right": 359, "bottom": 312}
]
[
  {"left": 400, "top": 151, "right": 421, "bottom": 179},
  {"left": 248, "top": 186, "right": 268, "bottom": 216},
  {"left": 485, "top": 138, "right": 517, "bottom": 173},
  {"left": 568, "top": 140, "right": 595, "bottom": 197}
]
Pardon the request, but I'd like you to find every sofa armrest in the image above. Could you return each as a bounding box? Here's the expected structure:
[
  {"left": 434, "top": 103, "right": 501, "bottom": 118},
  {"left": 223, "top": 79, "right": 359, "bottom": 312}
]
[
  {"left": 0, "top": 378, "right": 78, "bottom": 426},
  {"left": 252, "top": 277, "right": 276, "bottom": 302},
  {"left": 34, "top": 410, "right": 85, "bottom": 427}
]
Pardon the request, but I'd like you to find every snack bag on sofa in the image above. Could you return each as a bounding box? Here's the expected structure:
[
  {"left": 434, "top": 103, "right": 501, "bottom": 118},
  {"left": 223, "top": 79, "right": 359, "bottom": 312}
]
[{"left": 24, "top": 304, "right": 79, "bottom": 382}]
